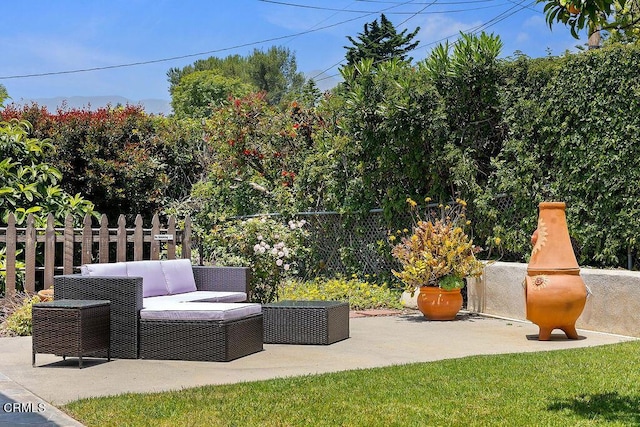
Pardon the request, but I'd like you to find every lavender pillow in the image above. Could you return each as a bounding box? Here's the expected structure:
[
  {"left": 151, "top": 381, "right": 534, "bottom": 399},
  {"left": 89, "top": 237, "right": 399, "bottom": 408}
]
[
  {"left": 126, "top": 261, "right": 169, "bottom": 297},
  {"left": 161, "top": 259, "right": 197, "bottom": 294}
]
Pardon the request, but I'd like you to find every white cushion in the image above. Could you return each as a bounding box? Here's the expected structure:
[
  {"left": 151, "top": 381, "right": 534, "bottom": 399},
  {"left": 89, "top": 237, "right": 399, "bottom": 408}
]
[
  {"left": 161, "top": 259, "right": 197, "bottom": 294},
  {"left": 126, "top": 260, "right": 169, "bottom": 297},
  {"left": 143, "top": 291, "right": 247, "bottom": 309},
  {"left": 81, "top": 262, "right": 128, "bottom": 277},
  {"left": 140, "top": 302, "right": 262, "bottom": 321}
]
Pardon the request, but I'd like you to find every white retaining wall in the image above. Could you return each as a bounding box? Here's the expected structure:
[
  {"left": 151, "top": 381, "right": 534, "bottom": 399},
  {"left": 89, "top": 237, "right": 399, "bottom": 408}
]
[{"left": 467, "top": 261, "right": 640, "bottom": 337}]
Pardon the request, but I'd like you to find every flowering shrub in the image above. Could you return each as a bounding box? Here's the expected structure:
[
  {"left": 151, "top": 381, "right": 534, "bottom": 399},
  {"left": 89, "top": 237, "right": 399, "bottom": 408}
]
[
  {"left": 390, "top": 198, "right": 484, "bottom": 291},
  {"left": 1, "top": 293, "right": 41, "bottom": 336},
  {"left": 201, "top": 216, "right": 309, "bottom": 303},
  {"left": 280, "top": 275, "right": 403, "bottom": 310}
]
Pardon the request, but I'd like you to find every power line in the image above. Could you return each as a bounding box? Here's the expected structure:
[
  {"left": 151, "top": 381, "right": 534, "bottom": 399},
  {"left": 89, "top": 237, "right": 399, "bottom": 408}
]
[
  {"left": 1, "top": 0, "right": 539, "bottom": 84},
  {"left": 356, "top": 0, "right": 502, "bottom": 4},
  {"left": 397, "top": 0, "right": 438, "bottom": 27},
  {"left": 259, "top": 0, "right": 508, "bottom": 13},
  {"left": 0, "top": 11, "right": 374, "bottom": 81}
]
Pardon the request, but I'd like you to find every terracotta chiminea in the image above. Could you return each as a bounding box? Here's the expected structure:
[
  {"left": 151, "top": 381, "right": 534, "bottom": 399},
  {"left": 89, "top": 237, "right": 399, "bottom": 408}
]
[{"left": 525, "top": 202, "right": 587, "bottom": 340}]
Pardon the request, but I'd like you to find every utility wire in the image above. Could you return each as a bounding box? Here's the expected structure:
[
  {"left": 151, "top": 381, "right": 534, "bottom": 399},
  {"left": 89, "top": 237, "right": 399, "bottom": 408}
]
[
  {"left": 356, "top": 0, "right": 503, "bottom": 4},
  {"left": 0, "top": 10, "right": 378, "bottom": 80},
  {"left": 259, "top": 0, "right": 508, "bottom": 14},
  {"left": 1, "top": 0, "right": 537, "bottom": 83}
]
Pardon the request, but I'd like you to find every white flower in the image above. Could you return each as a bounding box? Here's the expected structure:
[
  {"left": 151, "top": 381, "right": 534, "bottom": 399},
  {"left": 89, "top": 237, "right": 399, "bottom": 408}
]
[
  {"left": 278, "top": 251, "right": 284, "bottom": 258},
  {"left": 257, "top": 235, "right": 263, "bottom": 241},
  {"left": 284, "top": 264, "right": 290, "bottom": 271},
  {"left": 298, "top": 220, "right": 306, "bottom": 228},
  {"left": 259, "top": 246, "right": 266, "bottom": 254},
  {"left": 276, "top": 259, "right": 283, "bottom": 266},
  {"left": 253, "top": 244, "right": 261, "bottom": 253}
]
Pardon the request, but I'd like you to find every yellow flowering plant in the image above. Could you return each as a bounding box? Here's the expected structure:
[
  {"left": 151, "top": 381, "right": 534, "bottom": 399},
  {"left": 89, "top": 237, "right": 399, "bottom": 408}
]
[{"left": 391, "top": 198, "right": 484, "bottom": 291}]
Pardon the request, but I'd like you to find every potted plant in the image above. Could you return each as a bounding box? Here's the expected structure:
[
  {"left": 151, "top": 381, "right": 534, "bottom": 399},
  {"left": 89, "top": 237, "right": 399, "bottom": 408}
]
[{"left": 390, "top": 198, "right": 485, "bottom": 320}]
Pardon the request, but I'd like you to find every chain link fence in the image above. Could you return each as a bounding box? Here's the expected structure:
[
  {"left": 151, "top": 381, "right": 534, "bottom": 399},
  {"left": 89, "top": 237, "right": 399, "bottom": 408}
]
[{"left": 237, "top": 194, "right": 638, "bottom": 279}]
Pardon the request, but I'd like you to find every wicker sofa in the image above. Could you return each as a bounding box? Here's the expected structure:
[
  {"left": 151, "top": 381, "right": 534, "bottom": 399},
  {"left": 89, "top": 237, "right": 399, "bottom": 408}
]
[{"left": 53, "top": 259, "right": 263, "bottom": 361}]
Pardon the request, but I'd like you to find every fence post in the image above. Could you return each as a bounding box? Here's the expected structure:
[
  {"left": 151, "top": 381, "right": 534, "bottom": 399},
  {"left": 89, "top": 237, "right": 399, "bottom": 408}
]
[
  {"left": 5, "top": 213, "right": 17, "bottom": 294},
  {"left": 82, "top": 214, "right": 92, "bottom": 265},
  {"left": 63, "top": 214, "right": 74, "bottom": 275},
  {"left": 99, "top": 214, "right": 109, "bottom": 263},
  {"left": 167, "top": 216, "right": 176, "bottom": 260},
  {"left": 24, "top": 214, "right": 36, "bottom": 293},
  {"left": 117, "top": 215, "right": 126, "bottom": 262},
  {"left": 44, "top": 214, "right": 55, "bottom": 289},
  {"left": 183, "top": 216, "right": 192, "bottom": 261},
  {"left": 134, "top": 215, "right": 143, "bottom": 261},
  {"left": 151, "top": 214, "right": 160, "bottom": 260}
]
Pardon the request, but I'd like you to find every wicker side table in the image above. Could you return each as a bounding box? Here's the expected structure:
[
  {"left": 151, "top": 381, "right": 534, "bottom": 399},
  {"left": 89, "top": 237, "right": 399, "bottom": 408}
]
[
  {"left": 32, "top": 300, "right": 111, "bottom": 368},
  {"left": 262, "top": 300, "right": 349, "bottom": 345}
]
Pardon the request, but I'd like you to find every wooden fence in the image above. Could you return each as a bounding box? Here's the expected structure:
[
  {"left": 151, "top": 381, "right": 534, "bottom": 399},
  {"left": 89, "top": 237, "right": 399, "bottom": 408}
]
[{"left": 0, "top": 213, "right": 192, "bottom": 297}]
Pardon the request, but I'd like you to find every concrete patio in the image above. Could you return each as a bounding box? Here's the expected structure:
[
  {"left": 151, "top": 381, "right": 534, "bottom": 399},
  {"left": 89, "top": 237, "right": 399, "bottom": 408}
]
[{"left": 0, "top": 311, "right": 636, "bottom": 426}]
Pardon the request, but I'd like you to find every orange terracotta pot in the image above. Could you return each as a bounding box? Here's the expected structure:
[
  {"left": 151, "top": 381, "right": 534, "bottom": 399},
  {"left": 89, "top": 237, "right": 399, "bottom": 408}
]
[
  {"left": 417, "top": 286, "right": 463, "bottom": 321},
  {"left": 525, "top": 202, "right": 587, "bottom": 340}
]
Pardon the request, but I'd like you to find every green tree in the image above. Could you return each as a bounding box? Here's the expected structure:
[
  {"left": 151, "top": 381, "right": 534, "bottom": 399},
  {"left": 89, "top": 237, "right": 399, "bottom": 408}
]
[
  {"left": 167, "top": 46, "right": 306, "bottom": 112},
  {"left": 337, "top": 58, "right": 449, "bottom": 217},
  {"left": 248, "top": 46, "right": 306, "bottom": 105},
  {"left": 171, "top": 71, "right": 254, "bottom": 118},
  {"left": 421, "top": 32, "right": 505, "bottom": 200},
  {"left": 344, "top": 13, "right": 420, "bottom": 67},
  {"left": 167, "top": 55, "right": 247, "bottom": 93},
  {"left": 187, "top": 92, "right": 320, "bottom": 224}
]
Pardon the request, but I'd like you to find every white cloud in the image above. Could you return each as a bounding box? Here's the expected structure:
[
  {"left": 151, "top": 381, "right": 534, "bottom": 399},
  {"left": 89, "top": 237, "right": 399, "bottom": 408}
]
[
  {"left": 523, "top": 15, "right": 547, "bottom": 30},
  {"left": 2, "top": 34, "right": 133, "bottom": 78},
  {"left": 411, "top": 15, "right": 484, "bottom": 58}
]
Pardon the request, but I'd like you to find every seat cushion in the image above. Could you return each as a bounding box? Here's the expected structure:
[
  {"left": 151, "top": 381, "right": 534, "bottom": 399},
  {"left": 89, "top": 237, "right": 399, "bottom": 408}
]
[
  {"left": 140, "top": 302, "right": 262, "bottom": 321},
  {"left": 143, "top": 291, "right": 247, "bottom": 308},
  {"left": 126, "top": 260, "right": 169, "bottom": 297},
  {"left": 161, "top": 259, "right": 197, "bottom": 294}
]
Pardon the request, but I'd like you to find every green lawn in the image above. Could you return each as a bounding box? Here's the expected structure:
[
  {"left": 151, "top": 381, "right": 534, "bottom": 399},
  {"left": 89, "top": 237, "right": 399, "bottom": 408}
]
[{"left": 63, "top": 341, "right": 640, "bottom": 426}]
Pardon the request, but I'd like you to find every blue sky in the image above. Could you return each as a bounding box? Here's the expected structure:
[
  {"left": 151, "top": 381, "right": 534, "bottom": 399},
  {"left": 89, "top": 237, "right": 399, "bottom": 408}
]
[{"left": 1, "top": 0, "right": 587, "bottom": 105}]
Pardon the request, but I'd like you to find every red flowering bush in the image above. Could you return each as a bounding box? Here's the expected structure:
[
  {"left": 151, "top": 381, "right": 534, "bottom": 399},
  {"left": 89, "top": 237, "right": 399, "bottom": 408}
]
[
  {"left": 1, "top": 103, "right": 202, "bottom": 221},
  {"left": 189, "top": 92, "right": 322, "bottom": 231}
]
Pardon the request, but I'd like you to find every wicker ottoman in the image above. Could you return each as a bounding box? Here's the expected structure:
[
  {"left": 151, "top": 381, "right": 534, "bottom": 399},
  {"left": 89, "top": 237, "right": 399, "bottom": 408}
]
[
  {"left": 139, "top": 302, "right": 264, "bottom": 362},
  {"left": 139, "top": 315, "right": 263, "bottom": 362},
  {"left": 262, "top": 300, "right": 350, "bottom": 345},
  {"left": 32, "top": 300, "right": 110, "bottom": 368}
]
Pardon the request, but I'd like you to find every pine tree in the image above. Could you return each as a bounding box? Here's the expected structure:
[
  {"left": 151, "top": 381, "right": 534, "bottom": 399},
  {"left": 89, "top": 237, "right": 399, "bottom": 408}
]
[{"left": 344, "top": 14, "right": 420, "bottom": 67}]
